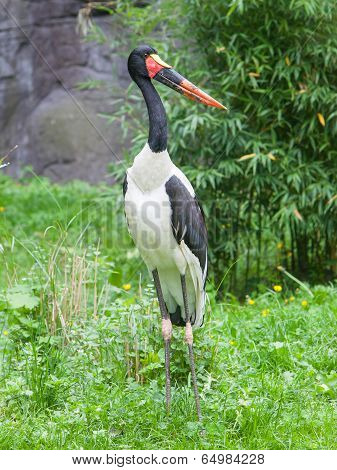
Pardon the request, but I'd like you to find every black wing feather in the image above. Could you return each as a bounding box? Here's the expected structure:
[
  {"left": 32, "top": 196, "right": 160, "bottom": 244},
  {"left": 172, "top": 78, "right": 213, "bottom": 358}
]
[
  {"left": 165, "top": 175, "right": 207, "bottom": 277},
  {"left": 123, "top": 173, "right": 128, "bottom": 197}
]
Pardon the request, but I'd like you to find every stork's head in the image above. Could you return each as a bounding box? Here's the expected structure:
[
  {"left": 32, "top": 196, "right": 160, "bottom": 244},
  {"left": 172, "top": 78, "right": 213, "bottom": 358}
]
[{"left": 128, "top": 45, "right": 227, "bottom": 110}]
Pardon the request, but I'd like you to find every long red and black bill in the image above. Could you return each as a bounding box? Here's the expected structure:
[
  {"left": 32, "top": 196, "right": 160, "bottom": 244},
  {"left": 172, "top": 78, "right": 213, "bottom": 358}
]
[{"left": 146, "top": 54, "right": 227, "bottom": 110}]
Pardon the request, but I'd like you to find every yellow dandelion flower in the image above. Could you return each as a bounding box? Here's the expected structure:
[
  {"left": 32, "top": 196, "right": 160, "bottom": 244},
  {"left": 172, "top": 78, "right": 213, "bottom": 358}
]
[
  {"left": 0, "top": 207, "right": 5, "bottom": 213},
  {"left": 122, "top": 283, "right": 131, "bottom": 291},
  {"left": 289, "top": 296, "right": 295, "bottom": 302},
  {"left": 248, "top": 298, "right": 255, "bottom": 305},
  {"left": 301, "top": 300, "right": 308, "bottom": 308},
  {"left": 229, "top": 340, "right": 236, "bottom": 346},
  {"left": 261, "top": 309, "right": 270, "bottom": 317},
  {"left": 3, "top": 330, "right": 8, "bottom": 336},
  {"left": 273, "top": 285, "right": 282, "bottom": 292},
  {"left": 277, "top": 242, "right": 283, "bottom": 250}
]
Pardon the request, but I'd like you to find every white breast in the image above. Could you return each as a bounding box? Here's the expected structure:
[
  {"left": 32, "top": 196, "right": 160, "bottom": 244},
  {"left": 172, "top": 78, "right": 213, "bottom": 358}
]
[
  {"left": 128, "top": 143, "right": 173, "bottom": 193},
  {"left": 127, "top": 143, "right": 195, "bottom": 195}
]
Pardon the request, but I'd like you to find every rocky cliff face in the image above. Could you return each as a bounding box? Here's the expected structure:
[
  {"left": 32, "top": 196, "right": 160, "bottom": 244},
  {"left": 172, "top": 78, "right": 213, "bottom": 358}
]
[{"left": 0, "top": 0, "right": 129, "bottom": 182}]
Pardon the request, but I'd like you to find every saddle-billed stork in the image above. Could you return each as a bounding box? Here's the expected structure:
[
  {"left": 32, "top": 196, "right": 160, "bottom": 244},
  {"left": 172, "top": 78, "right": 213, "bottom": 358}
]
[{"left": 123, "top": 45, "right": 226, "bottom": 420}]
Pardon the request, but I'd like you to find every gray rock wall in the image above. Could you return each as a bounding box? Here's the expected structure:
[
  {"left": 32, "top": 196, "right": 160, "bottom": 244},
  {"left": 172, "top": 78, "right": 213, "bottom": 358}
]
[{"left": 0, "top": 0, "right": 130, "bottom": 182}]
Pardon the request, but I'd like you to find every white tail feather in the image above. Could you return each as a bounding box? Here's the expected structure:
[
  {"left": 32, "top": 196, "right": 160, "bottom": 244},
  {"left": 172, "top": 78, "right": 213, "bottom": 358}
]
[{"left": 180, "top": 241, "right": 205, "bottom": 328}]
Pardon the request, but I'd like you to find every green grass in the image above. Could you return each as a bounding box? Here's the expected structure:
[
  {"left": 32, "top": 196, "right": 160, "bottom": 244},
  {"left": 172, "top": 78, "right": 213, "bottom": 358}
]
[{"left": 0, "top": 174, "right": 337, "bottom": 449}]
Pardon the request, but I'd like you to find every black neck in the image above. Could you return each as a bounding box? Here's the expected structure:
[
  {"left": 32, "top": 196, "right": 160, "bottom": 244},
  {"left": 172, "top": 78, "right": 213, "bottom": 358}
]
[{"left": 134, "top": 76, "right": 167, "bottom": 153}]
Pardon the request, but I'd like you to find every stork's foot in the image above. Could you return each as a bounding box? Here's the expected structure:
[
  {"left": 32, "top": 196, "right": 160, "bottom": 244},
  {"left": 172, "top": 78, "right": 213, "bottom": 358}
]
[
  {"left": 185, "top": 322, "right": 202, "bottom": 422},
  {"left": 162, "top": 318, "right": 172, "bottom": 414}
]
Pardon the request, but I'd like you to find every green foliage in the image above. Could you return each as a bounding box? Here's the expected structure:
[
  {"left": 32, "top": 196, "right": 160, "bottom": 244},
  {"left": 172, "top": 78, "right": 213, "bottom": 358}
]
[
  {"left": 0, "top": 172, "right": 136, "bottom": 284},
  {"left": 102, "top": 0, "right": 337, "bottom": 293}
]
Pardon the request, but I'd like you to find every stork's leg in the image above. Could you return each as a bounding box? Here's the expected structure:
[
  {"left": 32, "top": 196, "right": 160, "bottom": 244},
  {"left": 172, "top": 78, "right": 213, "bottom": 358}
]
[
  {"left": 181, "top": 275, "right": 202, "bottom": 422},
  {"left": 153, "top": 268, "right": 172, "bottom": 413}
]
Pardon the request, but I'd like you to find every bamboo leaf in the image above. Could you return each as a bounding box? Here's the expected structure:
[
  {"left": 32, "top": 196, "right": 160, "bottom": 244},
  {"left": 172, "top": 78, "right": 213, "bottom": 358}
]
[
  {"left": 238, "top": 153, "right": 256, "bottom": 161},
  {"left": 293, "top": 208, "right": 304, "bottom": 222},
  {"left": 317, "top": 113, "right": 326, "bottom": 126}
]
